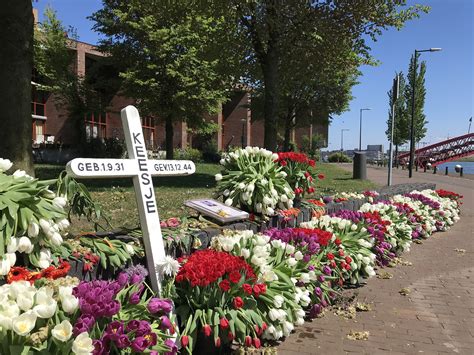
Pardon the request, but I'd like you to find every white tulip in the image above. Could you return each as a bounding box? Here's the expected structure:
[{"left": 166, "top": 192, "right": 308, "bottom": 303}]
[
  {"left": 351, "top": 224, "right": 358, "bottom": 231},
  {"left": 39, "top": 219, "right": 51, "bottom": 235},
  {"left": 247, "top": 183, "right": 255, "bottom": 192},
  {"left": 261, "top": 178, "right": 268, "bottom": 186},
  {"left": 287, "top": 258, "right": 297, "bottom": 267},
  {"left": 34, "top": 287, "right": 57, "bottom": 318},
  {"left": 52, "top": 320, "right": 73, "bottom": 342},
  {"left": 5, "top": 253, "right": 16, "bottom": 266},
  {"left": 224, "top": 198, "right": 233, "bottom": 206},
  {"left": 28, "top": 222, "right": 40, "bottom": 238},
  {"left": 72, "top": 332, "right": 94, "bottom": 355},
  {"left": 268, "top": 308, "right": 281, "bottom": 321},
  {"left": 57, "top": 219, "right": 70, "bottom": 230},
  {"left": 42, "top": 189, "right": 56, "bottom": 199},
  {"left": 282, "top": 321, "right": 294, "bottom": 336},
  {"left": 294, "top": 251, "right": 303, "bottom": 261},
  {"left": 13, "top": 170, "right": 31, "bottom": 180},
  {"left": 271, "top": 153, "right": 279, "bottom": 160},
  {"left": 273, "top": 295, "right": 284, "bottom": 308},
  {"left": 125, "top": 243, "right": 135, "bottom": 256},
  {"left": 17, "top": 237, "right": 32, "bottom": 253},
  {"left": 238, "top": 182, "right": 245, "bottom": 190},
  {"left": 215, "top": 173, "right": 223, "bottom": 181},
  {"left": 52, "top": 197, "right": 67, "bottom": 209},
  {"left": 263, "top": 196, "right": 272, "bottom": 205},
  {"left": 219, "top": 159, "right": 225, "bottom": 165},
  {"left": 0, "top": 258, "right": 11, "bottom": 276},
  {"left": 38, "top": 259, "right": 50, "bottom": 269},
  {"left": 12, "top": 311, "right": 37, "bottom": 336},
  {"left": 50, "top": 232, "right": 63, "bottom": 246},
  {"left": 280, "top": 194, "right": 288, "bottom": 203},
  {"left": 265, "top": 207, "right": 274, "bottom": 215},
  {"left": 279, "top": 171, "right": 287, "bottom": 178},
  {"left": 299, "top": 273, "right": 310, "bottom": 284},
  {"left": 255, "top": 203, "right": 262, "bottom": 213},
  {"left": 285, "top": 244, "right": 295, "bottom": 254},
  {"left": 0, "top": 158, "right": 13, "bottom": 172},
  {"left": 17, "top": 292, "right": 35, "bottom": 312},
  {"left": 9, "top": 281, "right": 31, "bottom": 298},
  {"left": 6, "top": 237, "right": 19, "bottom": 253},
  {"left": 240, "top": 248, "right": 250, "bottom": 259},
  {"left": 60, "top": 295, "right": 79, "bottom": 314}
]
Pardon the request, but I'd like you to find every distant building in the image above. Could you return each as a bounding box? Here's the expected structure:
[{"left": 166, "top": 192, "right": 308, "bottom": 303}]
[{"left": 31, "top": 9, "right": 328, "bottom": 154}]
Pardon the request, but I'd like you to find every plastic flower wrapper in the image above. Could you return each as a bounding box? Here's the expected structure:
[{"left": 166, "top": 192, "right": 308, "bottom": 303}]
[
  {"left": 275, "top": 152, "right": 319, "bottom": 197},
  {"left": 174, "top": 249, "right": 267, "bottom": 352},
  {"left": 215, "top": 147, "right": 295, "bottom": 217},
  {"left": 0, "top": 158, "right": 71, "bottom": 276}
]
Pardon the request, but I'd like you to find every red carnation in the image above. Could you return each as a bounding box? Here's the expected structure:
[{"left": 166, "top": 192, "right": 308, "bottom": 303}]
[
  {"left": 220, "top": 318, "right": 229, "bottom": 329},
  {"left": 233, "top": 296, "right": 244, "bottom": 309},
  {"left": 219, "top": 279, "right": 231, "bottom": 292},
  {"left": 242, "top": 283, "right": 253, "bottom": 295},
  {"left": 229, "top": 270, "right": 242, "bottom": 284}
]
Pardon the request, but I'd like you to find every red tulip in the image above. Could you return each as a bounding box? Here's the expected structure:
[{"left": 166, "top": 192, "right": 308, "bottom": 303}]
[
  {"left": 244, "top": 336, "right": 252, "bottom": 347},
  {"left": 215, "top": 337, "right": 221, "bottom": 348},
  {"left": 219, "top": 318, "right": 229, "bottom": 329},
  {"left": 253, "top": 337, "right": 261, "bottom": 348},
  {"left": 202, "top": 324, "right": 212, "bottom": 337},
  {"left": 181, "top": 335, "right": 189, "bottom": 347}
]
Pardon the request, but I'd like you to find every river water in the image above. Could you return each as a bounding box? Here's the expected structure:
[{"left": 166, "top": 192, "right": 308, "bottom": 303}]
[{"left": 437, "top": 161, "right": 474, "bottom": 175}]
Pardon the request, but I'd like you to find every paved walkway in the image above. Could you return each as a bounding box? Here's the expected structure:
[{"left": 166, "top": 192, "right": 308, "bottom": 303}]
[{"left": 279, "top": 166, "right": 474, "bottom": 354}]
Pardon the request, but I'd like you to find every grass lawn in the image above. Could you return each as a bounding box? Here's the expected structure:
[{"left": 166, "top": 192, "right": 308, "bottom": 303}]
[{"left": 35, "top": 162, "right": 378, "bottom": 233}]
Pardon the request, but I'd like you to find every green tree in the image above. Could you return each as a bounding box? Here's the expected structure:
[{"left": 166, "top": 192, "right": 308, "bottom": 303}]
[
  {"left": 0, "top": 1, "right": 34, "bottom": 174},
  {"left": 233, "top": 0, "right": 429, "bottom": 151},
  {"left": 386, "top": 71, "right": 409, "bottom": 159},
  {"left": 405, "top": 53, "right": 428, "bottom": 144},
  {"left": 91, "top": 1, "right": 241, "bottom": 159},
  {"left": 34, "top": 8, "right": 120, "bottom": 150}
]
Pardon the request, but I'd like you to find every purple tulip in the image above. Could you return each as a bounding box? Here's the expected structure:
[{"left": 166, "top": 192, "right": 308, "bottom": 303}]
[
  {"left": 159, "top": 316, "right": 172, "bottom": 331},
  {"left": 147, "top": 298, "right": 173, "bottom": 314},
  {"left": 164, "top": 339, "right": 178, "bottom": 355}
]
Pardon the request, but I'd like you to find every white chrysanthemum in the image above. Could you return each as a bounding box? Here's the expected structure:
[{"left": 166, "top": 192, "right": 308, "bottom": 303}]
[{"left": 156, "top": 256, "right": 181, "bottom": 276}]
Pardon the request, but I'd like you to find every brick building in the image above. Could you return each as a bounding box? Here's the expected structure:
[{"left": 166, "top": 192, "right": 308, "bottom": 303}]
[{"left": 32, "top": 10, "right": 327, "bottom": 154}]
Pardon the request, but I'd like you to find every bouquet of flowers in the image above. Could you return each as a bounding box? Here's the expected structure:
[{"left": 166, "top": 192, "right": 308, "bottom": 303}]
[
  {"left": 0, "top": 158, "right": 69, "bottom": 276},
  {"left": 174, "top": 249, "right": 266, "bottom": 352},
  {"left": 275, "top": 152, "right": 321, "bottom": 197},
  {"left": 215, "top": 147, "right": 295, "bottom": 216}
]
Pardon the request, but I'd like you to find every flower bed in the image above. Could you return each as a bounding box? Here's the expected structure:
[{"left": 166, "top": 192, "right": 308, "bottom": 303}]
[{"left": 0, "top": 155, "right": 463, "bottom": 354}]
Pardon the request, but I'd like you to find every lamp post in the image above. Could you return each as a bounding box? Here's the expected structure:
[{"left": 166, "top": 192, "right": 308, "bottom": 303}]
[
  {"left": 468, "top": 117, "right": 472, "bottom": 134},
  {"left": 408, "top": 47, "right": 441, "bottom": 178},
  {"left": 341, "top": 129, "right": 349, "bottom": 152},
  {"left": 359, "top": 108, "right": 371, "bottom": 151},
  {"left": 240, "top": 118, "right": 246, "bottom": 148}
]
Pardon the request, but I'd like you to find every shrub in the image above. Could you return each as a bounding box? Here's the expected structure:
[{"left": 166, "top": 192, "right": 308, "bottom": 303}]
[
  {"left": 173, "top": 148, "right": 203, "bottom": 162},
  {"left": 328, "top": 152, "right": 351, "bottom": 163}
]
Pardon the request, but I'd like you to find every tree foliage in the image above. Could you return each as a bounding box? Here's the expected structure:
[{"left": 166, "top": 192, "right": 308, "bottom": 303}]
[
  {"left": 91, "top": 0, "right": 242, "bottom": 158},
  {"left": 405, "top": 53, "right": 428, "bottom": 143},
  {"left": 232, "top": 0, "right": 429, "bottom": 151},
  {"left": 386, "top": 71, "right": 409, "bottom": 146}
]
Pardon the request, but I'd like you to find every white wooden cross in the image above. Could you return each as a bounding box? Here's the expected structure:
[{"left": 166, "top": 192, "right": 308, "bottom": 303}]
[{"left": 66, "top": 105, "right": 196, "bottom": 294}]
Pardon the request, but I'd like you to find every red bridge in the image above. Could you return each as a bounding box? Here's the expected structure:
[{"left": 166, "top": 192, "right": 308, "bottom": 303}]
[{"left": 398, "top": 133, "right": 474, "bottom": 168}]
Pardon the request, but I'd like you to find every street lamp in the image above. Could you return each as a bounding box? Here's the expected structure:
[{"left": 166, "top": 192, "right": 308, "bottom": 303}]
[
  {"left": 359, "top": 108, "right": 371, "bottom": 151},
  {"left": 341, "top": 129, "right": 349, "bottom": 152},
  {"left": 408, "top": 47, "right": 442, "bottom": 178}
]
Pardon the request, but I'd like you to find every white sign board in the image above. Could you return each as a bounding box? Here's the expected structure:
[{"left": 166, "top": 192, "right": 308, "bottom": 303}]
[
  {"left": 185, "top": 199, "right": 249, "bottom": 224},
  {"left": 66, "top": 106, "right": 196, "bottom": 293}
]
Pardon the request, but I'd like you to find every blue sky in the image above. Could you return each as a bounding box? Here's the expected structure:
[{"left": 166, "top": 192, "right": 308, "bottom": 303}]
[{"left": 35, "top": 0, "right": 473, "bottom": 151}]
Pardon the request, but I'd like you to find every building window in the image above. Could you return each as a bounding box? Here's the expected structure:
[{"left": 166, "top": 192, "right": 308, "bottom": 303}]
[
  {"left": 31, "top": 86, "right": 47, "bottom": 143},
  {"left": 141, "top": 117, "right": 155, "bottom": 149},
  {"left": 85, "top": 112, "right": 107, "bottom": 140}
]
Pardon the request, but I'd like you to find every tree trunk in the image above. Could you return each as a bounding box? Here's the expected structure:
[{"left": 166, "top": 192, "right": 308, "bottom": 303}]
[
  {"left": 165, "top": 115, "right": 174, "bottom": 159},
  {"left": 0, "top": 1, "right": 34, "bottom": 174},
  {"left": 282, "top": 111, "right": 293, "bottom": 152},
  {"left": 262, "top": 51, "right": 279, "bottom": 152}
]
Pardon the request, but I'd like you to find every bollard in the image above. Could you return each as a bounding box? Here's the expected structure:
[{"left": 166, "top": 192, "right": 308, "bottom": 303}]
[
  {"left": 445, "top": 166, "right": 448, "bottom": 175},
  {"left": 415, "top": 164, "right": 418, "bottom": 172},
  {"left": 353, "top": 152, "right": 367, "bottom": 180},
  {"left": 460, "top": 167, "right": 463, "bottom": 177},
  {"left": 433, "top": 166, "right": 437, "bottom": 174},
  {"left": 423, "top": 166, "right": 427, "bottom": 172}
]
